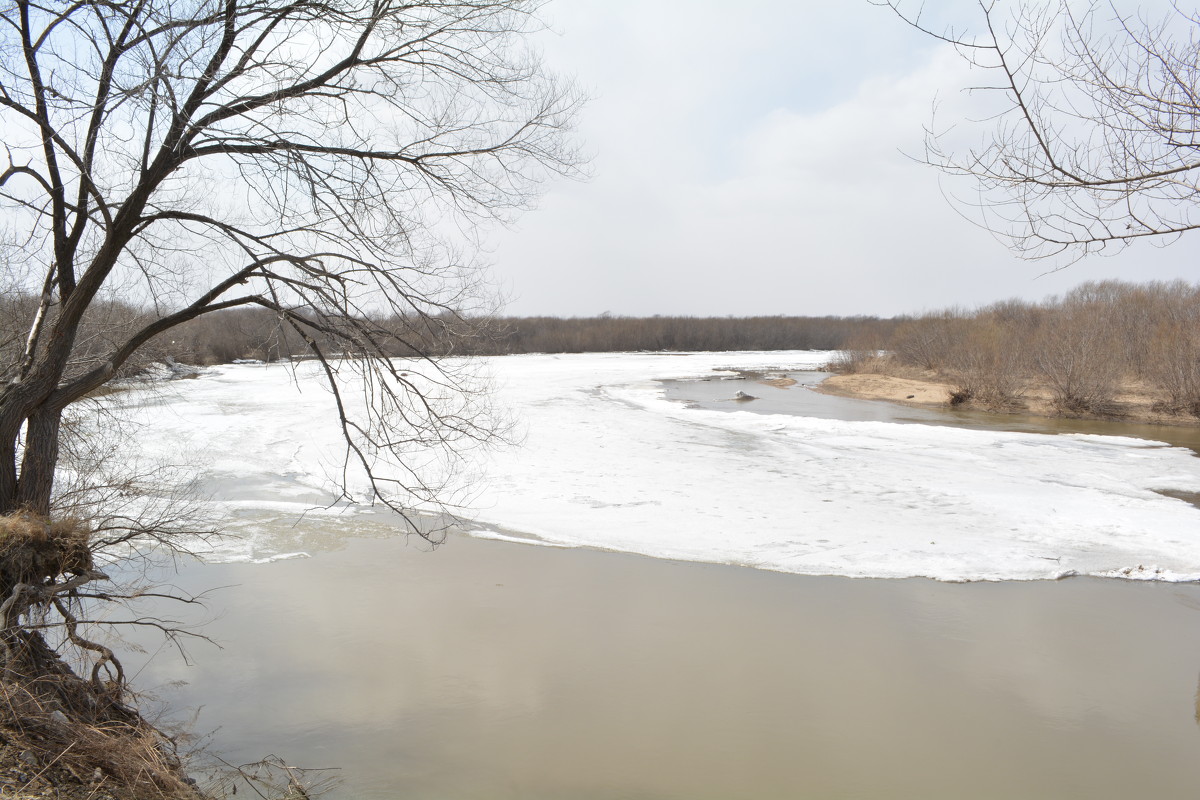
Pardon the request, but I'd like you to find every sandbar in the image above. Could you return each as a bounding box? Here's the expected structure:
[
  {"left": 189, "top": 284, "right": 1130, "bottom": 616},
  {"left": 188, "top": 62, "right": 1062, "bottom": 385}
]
[{"left": 817, "top": 371, "right": 1200, "bottom": 427}]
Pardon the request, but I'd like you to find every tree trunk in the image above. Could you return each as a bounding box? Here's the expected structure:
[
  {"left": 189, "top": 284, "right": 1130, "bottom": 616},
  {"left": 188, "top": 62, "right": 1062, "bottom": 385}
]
[
  {"left": 0, "top": 389, "right": 38, "bottom": 516},
  {"left": 13, "top": 406, "right": 61, "bottom": 516},
  {"left": 0, "top": 419, "right": 17, "bottom": 516},
  {"left": 0, "top": 393, "right": 62, "bottom": 513}
]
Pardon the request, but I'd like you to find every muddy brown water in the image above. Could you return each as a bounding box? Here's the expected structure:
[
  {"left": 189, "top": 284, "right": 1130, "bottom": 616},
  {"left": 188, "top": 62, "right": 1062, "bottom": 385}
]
[{"left": 126, "top": 530, "right": 1200, "bottom": 800}]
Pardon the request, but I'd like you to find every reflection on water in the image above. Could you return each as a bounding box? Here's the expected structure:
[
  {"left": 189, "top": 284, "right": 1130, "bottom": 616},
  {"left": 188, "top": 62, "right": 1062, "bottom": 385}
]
[
  {"left": 663, "top": 372, "right": 1200, "bottom": 455},
  {"left": 126, "top": 533, "right": 1200, "bottom": 800}
]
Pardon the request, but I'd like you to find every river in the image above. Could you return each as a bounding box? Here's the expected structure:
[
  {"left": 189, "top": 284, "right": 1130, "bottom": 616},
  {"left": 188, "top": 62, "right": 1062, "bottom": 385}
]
[
  {"left": 127, "top": 531, "right": 1200, "bottom": 799},
  {"left": 115, "top": 361, "right": 1200, "bottom": 798},
  {"left": 663, "top": 369, "right": 1200, "bottom": 454}
]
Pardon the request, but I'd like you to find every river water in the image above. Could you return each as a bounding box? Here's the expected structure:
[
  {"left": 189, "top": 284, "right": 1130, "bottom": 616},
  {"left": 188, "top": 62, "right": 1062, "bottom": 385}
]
[
  {"left": 122, "top": 371, "right": 1200, "bottom": 798},
  {"left": 663, "top": 370, "right": 1200, "bottom": 454},
  {"left": 666, "top": 372, "right": 1200, "bottom": 515}
]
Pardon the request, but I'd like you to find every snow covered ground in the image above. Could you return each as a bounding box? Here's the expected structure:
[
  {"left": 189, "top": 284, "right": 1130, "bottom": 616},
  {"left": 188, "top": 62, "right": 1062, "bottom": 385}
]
[{"left": 114, "top": 352, "right": 1200, "bottom": 581}]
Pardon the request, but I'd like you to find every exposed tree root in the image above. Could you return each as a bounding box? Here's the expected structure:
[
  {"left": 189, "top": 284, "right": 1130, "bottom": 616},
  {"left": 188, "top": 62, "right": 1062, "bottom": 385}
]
[{"left": 0, "top": 630, "right": 201, "bottom": 799}]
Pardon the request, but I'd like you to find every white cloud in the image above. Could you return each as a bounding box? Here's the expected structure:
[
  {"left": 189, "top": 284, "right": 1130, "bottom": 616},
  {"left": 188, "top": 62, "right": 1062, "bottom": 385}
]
[{"left": 488, "top": 0, "right": 1200, "bottom": 317}]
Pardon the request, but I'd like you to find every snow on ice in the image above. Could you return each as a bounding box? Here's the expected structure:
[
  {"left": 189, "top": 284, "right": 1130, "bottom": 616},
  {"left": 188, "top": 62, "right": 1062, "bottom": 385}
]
[{"left": 113, "top": 352, "right": 1200, "bottom": 581}]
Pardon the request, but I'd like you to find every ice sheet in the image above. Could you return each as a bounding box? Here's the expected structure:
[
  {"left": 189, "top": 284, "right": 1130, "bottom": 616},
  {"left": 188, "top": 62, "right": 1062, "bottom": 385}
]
[{"left": 115, "top": 352, "right": 1200, "bottom": 581}]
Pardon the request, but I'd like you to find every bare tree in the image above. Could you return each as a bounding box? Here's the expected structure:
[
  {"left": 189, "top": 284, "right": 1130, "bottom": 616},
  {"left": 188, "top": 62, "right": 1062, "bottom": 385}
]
[
  {"left": 0, "top": 0, "right": 579, "bottom": 707},
  {"left": 878, "top": 0, "right": 1200, "bottom": 261}
]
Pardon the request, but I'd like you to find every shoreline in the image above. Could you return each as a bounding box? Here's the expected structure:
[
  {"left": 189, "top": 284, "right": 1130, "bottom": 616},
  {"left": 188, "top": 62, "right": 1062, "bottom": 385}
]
[{"left": 814, "top": 371, "right": 1200, "bottom": 430}]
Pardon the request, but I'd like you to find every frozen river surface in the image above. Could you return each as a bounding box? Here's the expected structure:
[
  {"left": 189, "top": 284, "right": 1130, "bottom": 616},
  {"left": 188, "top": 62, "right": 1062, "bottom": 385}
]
[{"left": 119, "top": 351, "right": 1200, "bottom": 581}]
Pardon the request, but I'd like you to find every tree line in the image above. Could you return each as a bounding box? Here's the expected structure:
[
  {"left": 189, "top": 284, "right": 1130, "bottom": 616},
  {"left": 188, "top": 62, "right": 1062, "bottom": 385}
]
[
  {"left": 0, "top": 290, "right": 899, "bottom": 373},
  {"left": 10, "top": 280, "right": 1195, "bottom": 424},
  {"left": 840, "top": 280, "right": 1200, "bottom": 418},
  {"left": 12, "top": 280, "right": 1196, "bottom": 426},
  {"left": 420, "top": 314, "right": 895, "bottom": 356},
  {"left": 53, "top": 305, "right": 895, "bottom": 364}
]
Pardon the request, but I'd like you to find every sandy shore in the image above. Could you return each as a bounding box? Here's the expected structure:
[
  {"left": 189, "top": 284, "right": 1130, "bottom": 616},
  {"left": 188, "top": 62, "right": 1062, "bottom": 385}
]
[
  {"left": 816, "top": 372, "right": 952, "bottom": 408},
  {"left": 818, "top": 371, "right": 1200, "bottom": 428}
]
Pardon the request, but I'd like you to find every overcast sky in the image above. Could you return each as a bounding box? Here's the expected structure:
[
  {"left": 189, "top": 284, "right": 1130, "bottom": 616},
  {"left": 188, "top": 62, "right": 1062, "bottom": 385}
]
[{"left": 483, "top": 0, "right": 1200, "bottom": 318}]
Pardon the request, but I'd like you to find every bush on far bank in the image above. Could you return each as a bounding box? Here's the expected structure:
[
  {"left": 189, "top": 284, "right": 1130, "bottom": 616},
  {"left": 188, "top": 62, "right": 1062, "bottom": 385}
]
[{"left": 838, "top": 280, "right": 1200, "bottom": 419}]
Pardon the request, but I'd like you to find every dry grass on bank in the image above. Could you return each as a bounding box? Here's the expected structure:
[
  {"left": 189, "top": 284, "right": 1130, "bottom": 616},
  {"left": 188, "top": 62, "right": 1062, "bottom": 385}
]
[
  {"left": 0, "top": 517, "right": 202, "bottom": 799},
  {"left": 0, "top": 656, "right": 204, "bottom": 800},
  {"left": 0, "top": 516, "right": 93, "bottom": 588},
  {"left": 0, "top": 653, "right": 328, "bottom": 800}
]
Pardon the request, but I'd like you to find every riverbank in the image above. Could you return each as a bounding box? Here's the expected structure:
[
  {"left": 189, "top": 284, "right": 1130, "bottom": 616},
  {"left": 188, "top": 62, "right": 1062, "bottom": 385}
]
[
  {"left": 816, "top": 371, "right": 1200, "bottom": 428},
  {"left": 0, "top": 673, "right": 205, "bottom": 800}
]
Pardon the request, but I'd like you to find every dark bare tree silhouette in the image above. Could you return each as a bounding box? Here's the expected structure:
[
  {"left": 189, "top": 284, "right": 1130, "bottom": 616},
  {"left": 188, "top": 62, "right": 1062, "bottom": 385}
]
[
  {"left": 0, "top": 0, "right": 580, "bottom": 691},
  {"left": 879, "top": 0, "right": 1200, "bottom": 261}
]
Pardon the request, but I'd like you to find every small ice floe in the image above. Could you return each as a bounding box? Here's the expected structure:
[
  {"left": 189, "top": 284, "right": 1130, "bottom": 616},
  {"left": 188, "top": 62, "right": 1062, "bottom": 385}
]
[
  {"left": 250, "top": 551, "right": 312, "bottom": 564},
  {"left": 733, "top": 390, "right": 757, "bottom": 401}
]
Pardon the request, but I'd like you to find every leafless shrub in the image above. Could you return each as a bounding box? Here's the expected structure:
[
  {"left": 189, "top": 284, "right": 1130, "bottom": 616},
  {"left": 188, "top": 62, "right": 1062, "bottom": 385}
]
[
  {"left": 872, "top": 280, "right": 1200, "bottom": 417},
  {"left": 1032, "top": 301, "right": 1122, "bottom": 416},
  {"left": 890, "top": 310, "right": 963, "bottom": 371},
  {"left": 948, "top": 387, "right": 974, "bottom": 406},
  {"left": 944, "top": 308, "right": 1033, "bottom": 410},
  {"left": 827, "top": 348, "right": 886, "bottom": 374},
  {"left": 879, "top": 2, "right": 1200, "bottom": 415},
  {"left": 1146, "top": 311, "right": 1200, "bottom": 417}
]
